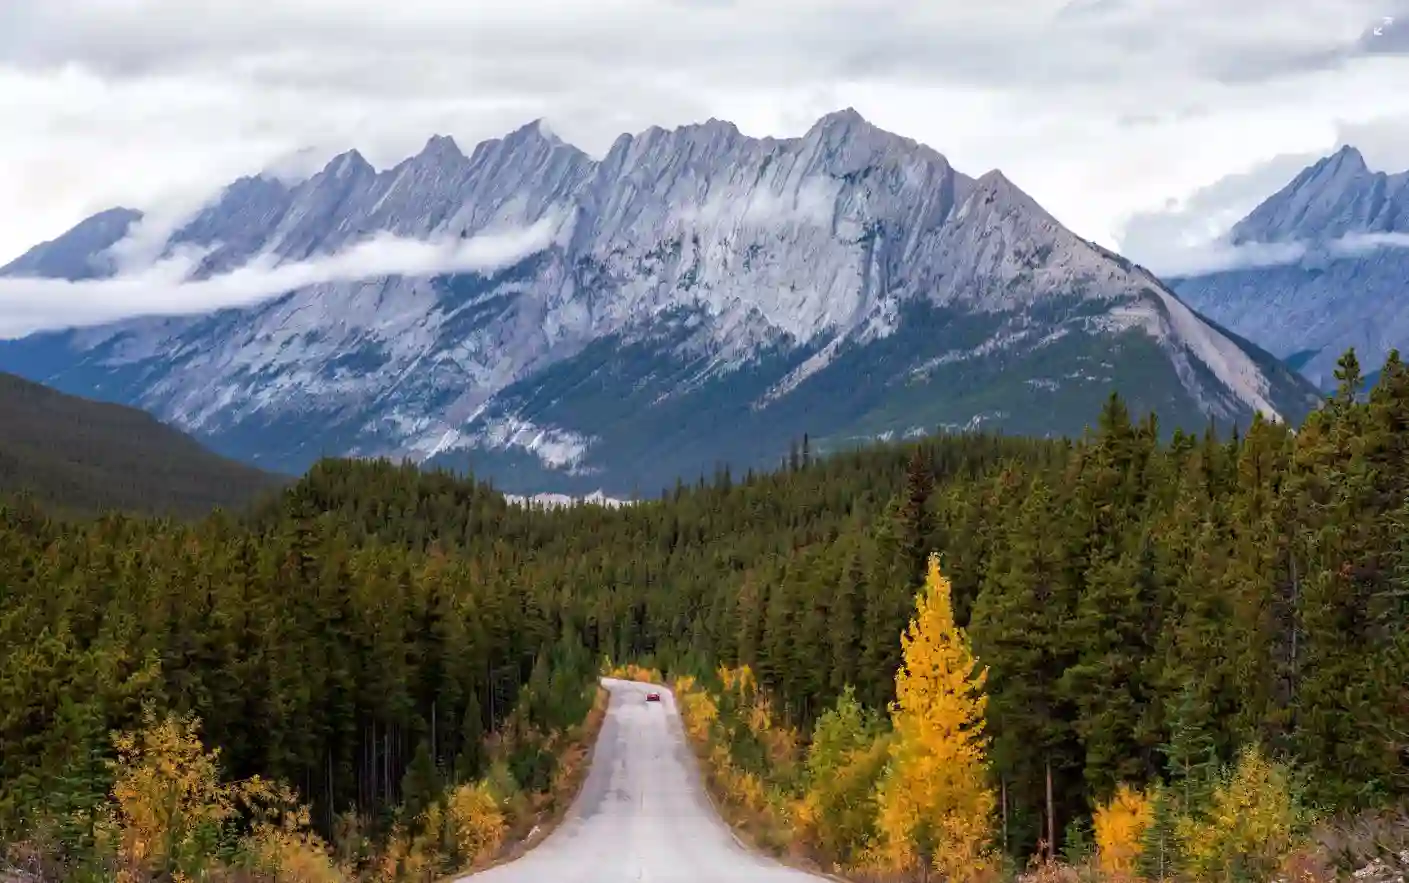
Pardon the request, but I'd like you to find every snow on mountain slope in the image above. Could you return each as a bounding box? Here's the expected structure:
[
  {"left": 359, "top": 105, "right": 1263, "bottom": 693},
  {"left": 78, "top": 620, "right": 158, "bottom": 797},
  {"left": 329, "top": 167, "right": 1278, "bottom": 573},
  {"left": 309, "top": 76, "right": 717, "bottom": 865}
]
[
  {"left": 0, "top": 109, "right": 1320, "bottom": 492},
  {"left": 1173, "top": 146, "right": 1409, "bottom": 390}
]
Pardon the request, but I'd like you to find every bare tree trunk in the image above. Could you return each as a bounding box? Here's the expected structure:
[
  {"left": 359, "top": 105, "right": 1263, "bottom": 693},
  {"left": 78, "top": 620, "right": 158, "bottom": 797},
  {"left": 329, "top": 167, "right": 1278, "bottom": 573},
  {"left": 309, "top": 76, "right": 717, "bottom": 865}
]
[
  {"left": 1002, "top": 777, "right": 1009, "bottom": 855},
  {"left": 1046, "top": 759, "right": 1056, "bottom": 862},
  {"left": 326, "top": 748, "right": 334, "bottom": 832}
]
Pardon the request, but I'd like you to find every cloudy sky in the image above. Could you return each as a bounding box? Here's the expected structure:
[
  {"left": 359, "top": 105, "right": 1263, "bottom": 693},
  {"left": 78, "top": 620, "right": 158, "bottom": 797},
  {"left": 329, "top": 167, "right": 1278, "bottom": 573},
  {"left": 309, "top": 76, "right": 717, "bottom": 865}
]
[{"left": 1, "top": 0, "right": 1408, "bottom": 331}]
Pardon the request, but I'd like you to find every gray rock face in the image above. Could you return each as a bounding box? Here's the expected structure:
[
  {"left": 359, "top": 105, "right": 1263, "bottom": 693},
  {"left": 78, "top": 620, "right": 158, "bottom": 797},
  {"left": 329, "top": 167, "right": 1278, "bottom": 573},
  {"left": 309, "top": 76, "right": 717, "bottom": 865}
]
[
  {"left": 1230, "top": 146, "right": 1409, "bottom": 244},
  {"left": 0, "top": 110, "right": 1320, "bottom": 492},
  {"left": 2, "top": 207, "right": 142, "bottom": 280},
  {"left": 1175, "top": 146, "right": 1409, "bottom": 389}
]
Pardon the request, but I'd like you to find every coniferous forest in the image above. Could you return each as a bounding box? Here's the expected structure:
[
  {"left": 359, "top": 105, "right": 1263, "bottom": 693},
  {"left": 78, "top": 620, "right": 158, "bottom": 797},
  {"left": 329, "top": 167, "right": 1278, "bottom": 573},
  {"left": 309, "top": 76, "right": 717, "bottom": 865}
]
[{"left": 1, "top": 348, "right": 1407, "bottom": 881}]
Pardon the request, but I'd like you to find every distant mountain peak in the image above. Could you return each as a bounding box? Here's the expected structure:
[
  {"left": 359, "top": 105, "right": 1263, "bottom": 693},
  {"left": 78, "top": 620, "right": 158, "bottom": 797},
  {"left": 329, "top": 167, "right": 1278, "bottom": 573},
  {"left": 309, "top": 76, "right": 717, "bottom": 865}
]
[
  {"left": 812, "top": 106, "right": 868, "bottom": 130},
  {"left": 417, "top": 133, "right": 464, "bottom": 160},
  {"left": 1325, "top": 143, "right": 1368, "bottom": 172},
  {"left": 1176, "top": 143, "right": 1409, "bottom": 393},
  {"left": 1230, "top": 144, "right": 1409, "bottom": 244},
  {"left": 504, "top": 118, "right": 563, "bottom": 147},
  {"left": 972, "top": 168, "right": 1015, "bottom": 190},
  {"left": 965, "top": 168, "right": 1051, "bottom": 220},
  {"left": 0, "top": 206, "right": 144, "bottom": 279},
  {"left": 325, "top": 148, "right": 374, "bottom": 178}
]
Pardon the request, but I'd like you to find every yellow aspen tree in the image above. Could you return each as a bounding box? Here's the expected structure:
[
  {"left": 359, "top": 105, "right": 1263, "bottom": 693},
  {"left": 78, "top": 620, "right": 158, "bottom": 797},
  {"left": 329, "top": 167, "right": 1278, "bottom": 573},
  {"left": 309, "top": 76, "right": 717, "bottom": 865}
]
[
  {"left": 871, "top": 553, "right": 997, "bottom": 882},
  {"left": 1093, "top": 784, "right": 1154, "bottom": 876},
  {"left": 101, "top": 708, "right": 238, "bottom": 880}
]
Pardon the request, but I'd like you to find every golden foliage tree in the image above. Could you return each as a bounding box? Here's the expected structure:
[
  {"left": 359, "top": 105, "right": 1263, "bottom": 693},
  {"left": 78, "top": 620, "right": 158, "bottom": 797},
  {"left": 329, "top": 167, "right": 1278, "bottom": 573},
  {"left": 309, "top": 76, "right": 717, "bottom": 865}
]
[
  {"left": 871, "top": 553, "right": 997, "bottom": 881},
  {"left": 1176, "top": 744, "right": 1310, "bottom": 883},
  {"left": 98, "top": 707, "right": 346, "bottom": 883},
  {"left": 1093, "top": 784, "right": 1154, "bottom": 876},
  {"left": 100, "top": 707, "right": 240, "bottom": 880}
]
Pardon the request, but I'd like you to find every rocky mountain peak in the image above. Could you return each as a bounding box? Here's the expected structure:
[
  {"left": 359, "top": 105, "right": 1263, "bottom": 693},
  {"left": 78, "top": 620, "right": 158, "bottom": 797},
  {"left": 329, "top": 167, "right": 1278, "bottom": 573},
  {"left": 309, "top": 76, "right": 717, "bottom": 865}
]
[
  {"left": 415, "top": 134, "right": 465, "bottom": 162},
  {"left": 1231, "top": 145, "right": 1409, "bottom": 244},
  {"left": 0, "top": 207, "right": 143, "bottom": 279},
  {"left": 1326, "top": 143, "right": 1369, "bottom": 173},
  {"left": 325, "top": 149, "right": 375, "bottom": 180},
  {"left": 809, "top": 106, "right": 868, "bottom": 135}
]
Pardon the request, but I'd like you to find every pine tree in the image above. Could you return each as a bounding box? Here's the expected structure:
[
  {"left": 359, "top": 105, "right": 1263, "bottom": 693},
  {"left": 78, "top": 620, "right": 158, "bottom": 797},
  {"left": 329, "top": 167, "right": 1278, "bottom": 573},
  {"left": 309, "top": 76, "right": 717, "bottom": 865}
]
[
  {"left": 897, "top": 447, "right": 936, "bottom": 586},
  {"left": 1334, "top": 347, "right": 1364, "bottom": 405},
  {"left": 453, "top": 691, "right": 485, "bottom": 784},
  {"left": 968, "top": 477, "right": 1079, "bottom": 858},
  {"left": 400, "top": 738, "right": 441, "bottom": 826},
  {"left": 1138, "top": 781, "right": 1181, "bottom": 882},
  {"left": 1161, "top": 681, "right": 1219, "bottom": 812},
  {"left": 827, "top": 547, "right": 867, "bottom": 696}
]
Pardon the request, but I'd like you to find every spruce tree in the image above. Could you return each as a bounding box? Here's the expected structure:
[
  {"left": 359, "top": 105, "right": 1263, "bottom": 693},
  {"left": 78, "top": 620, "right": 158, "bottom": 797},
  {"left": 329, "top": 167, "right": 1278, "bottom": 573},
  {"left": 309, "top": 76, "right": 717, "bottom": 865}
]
[
  {"left": 969, "top": 477, "right": 1077, "bottom": 858},
  {"left": 400, "top": 738, "right": 441, "bottom": 826},
  {"left": 453, "top": 691, "right": 485, "bottom": 784}
]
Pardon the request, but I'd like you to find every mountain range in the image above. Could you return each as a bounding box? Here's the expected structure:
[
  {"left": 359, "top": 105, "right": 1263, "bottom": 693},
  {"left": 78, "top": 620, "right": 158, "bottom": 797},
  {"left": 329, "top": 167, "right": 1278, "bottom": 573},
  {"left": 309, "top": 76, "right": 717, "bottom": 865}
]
[
  {"left": 1172, "top": 145, "right": 1409, "bottom": 391},
  {"left": 0, "top": 109, "right": 1321, "bottom": 495}
]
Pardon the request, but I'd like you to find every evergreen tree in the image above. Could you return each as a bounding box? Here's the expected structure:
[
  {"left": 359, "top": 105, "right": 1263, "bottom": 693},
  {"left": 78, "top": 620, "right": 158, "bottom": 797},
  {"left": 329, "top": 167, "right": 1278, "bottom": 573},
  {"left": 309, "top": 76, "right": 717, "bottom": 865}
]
[
  {"left": 969, "top": 477, "right": 1079, "bottom": 858},
  {"left": 400, "top": 738, "right": 441, "bottom": 825},
  {"left": 454, "top": 691, "right": 485, "bottom": 784}
]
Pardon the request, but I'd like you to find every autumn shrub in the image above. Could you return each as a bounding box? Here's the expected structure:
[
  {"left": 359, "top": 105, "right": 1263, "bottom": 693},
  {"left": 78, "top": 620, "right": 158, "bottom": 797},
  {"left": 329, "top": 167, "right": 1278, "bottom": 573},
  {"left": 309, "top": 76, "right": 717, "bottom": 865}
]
[
  {"left": 673, "top": 666, "right": 801, "bottom": 853},
  {"left": 603, "top": 661, "right": 665, "bottom": 685},
  {"left": 1093, "top": 784, "right": 1154, "bottom": 877},
  {"left": 795, "top": 687, "right": 890, "bottom": 867},
  {"left": 796, "top": 731, "right": 892, "bottom": 867},
  {"left": 239, "top": 778, "right": 346, "bottom": 883},
  {"left": 96, "top": 707, "right": 245, "bottom": 880},
  {"left": 443, "top": 781, "right": 506, "bottom": 865},
  {"left": 1176, "top": 744, "right": 1312, "bottom": 883}
]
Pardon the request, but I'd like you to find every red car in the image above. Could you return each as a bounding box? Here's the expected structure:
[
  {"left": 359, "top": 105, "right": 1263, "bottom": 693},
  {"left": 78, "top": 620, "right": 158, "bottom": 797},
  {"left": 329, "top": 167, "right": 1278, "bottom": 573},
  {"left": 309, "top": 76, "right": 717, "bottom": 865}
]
[{"left": 646, "top": 692, "right": 662, "bottom": 702}]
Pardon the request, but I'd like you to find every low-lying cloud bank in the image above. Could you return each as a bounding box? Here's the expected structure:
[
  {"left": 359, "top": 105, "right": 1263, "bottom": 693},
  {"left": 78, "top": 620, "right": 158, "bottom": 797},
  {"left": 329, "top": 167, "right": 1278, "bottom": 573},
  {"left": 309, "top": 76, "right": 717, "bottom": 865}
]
[
  {"left": 0, "top": 219, "right": 557, "bottom": 339},
  {"left": 1151, "top": 231, "right": 1409, "bottom": 278}
]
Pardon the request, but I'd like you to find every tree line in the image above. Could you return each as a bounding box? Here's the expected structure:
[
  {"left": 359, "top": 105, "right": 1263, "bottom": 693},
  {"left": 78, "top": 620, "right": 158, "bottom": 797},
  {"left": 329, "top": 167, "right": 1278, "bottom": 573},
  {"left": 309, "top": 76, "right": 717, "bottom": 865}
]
[{"left": 1, "top": 347, "right": 1405, "bottom": 878}]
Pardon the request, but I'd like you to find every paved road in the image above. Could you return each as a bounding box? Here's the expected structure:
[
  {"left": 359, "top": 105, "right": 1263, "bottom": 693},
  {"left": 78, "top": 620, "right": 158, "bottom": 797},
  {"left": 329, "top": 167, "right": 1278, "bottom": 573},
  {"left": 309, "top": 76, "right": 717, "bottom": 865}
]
[{"left": 456, "top": 677, "right": 831, "bottom": 882}]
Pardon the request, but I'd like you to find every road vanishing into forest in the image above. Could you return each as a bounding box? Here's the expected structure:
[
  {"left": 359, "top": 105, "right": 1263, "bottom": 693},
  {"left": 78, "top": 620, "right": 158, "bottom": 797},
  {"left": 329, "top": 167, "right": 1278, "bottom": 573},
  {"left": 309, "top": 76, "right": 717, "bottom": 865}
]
[{"left": 455, "top": 677, "right": 831, "bottom": 883}]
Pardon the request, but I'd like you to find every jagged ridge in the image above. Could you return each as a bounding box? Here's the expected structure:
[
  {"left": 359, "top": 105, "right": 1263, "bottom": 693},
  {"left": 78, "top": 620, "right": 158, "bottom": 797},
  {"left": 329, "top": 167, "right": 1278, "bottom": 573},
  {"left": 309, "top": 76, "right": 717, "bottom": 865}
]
[{"left": 0, "top": 110, "right": 1321, "bottom": 492}]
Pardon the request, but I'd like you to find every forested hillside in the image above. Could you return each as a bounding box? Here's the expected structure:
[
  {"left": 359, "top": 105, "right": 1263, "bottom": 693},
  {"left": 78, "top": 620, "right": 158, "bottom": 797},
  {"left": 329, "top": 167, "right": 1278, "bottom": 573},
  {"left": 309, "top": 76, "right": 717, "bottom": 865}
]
[
  {"left": 0, "top": 371, "right": 284, "bottom": 516},
  {"left": 2, "top": 348, "right": 1406, "bottom": 881}
]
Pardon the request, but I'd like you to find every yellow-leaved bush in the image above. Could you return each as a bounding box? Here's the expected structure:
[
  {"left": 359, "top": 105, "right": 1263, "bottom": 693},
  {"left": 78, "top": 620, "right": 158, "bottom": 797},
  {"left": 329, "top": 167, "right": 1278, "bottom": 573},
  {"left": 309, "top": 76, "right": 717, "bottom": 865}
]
[
  {"left": 241, "top": 781, "right": 345, "bottom": 883},
  {"left": 604, "top": 662, "right": 665, "bottom": 685},
  {"left": 795, "top": 687, "right": 891, "bottom": 868},
  {"left": 98, "top": 707, "right": 347, "bottom": 883},
  {"left": 1093, "top": 784, "right": 1155, "bottom": 876},
  {"left": 444, "top": 780, "right": 506, "bottom": 864},
  {"left": 868, "top": 553, "right": 998, "bottom": 882},
  {"left": 674, "top": 665, "right": 800, "bottom": 849},
  {"left": 1177, "top": 744, "right": 1309, "bottom": 882},
  {"left": 100, "top": 707, "right": 242, "bottom": 880}
]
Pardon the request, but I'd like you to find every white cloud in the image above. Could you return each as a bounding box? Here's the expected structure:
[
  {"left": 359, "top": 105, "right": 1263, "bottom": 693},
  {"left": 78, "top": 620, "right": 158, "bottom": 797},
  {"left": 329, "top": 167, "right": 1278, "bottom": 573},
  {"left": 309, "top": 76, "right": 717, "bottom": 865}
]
[
  {"left": 1145, "top": 230, "right": 1409, "bottom": 278},
  {"left": 2, "top": 0, "right": 1409, "bottom": 278},
  {"left": 0, "top": 220, "right": 557, "bottom": 338},
  {"left": 1151, "top": 241, "right": 1312, "bottom": 277},
  {"left": 1333, "top": 230, "right": 1409, "bottom": 254}
]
